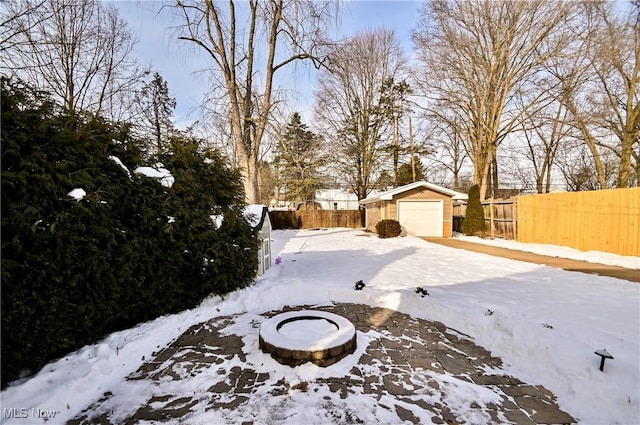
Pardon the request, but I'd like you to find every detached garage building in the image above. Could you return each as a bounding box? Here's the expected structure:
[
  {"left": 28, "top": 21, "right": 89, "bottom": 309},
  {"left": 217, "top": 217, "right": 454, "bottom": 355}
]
[{"left": 359, "top": 181, "right": 467, "bottom": 238}]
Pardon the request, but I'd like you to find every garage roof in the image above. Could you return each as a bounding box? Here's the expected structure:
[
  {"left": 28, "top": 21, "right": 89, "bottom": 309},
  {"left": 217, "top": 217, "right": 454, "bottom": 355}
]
[{"left": 359, "top": 181, "right": 468, "bottom": 205}]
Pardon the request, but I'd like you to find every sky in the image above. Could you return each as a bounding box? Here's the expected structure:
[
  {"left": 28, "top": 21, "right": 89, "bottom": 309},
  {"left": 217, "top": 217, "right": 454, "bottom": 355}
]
[{"left": 110, "top": 1, "right": 423, "bottom": 130}]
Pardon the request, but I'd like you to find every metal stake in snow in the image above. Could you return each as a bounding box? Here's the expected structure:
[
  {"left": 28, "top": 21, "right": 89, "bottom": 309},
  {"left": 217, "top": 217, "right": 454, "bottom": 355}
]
[{"left": 594, "top": 349, "right": 613, "bottom": 372}]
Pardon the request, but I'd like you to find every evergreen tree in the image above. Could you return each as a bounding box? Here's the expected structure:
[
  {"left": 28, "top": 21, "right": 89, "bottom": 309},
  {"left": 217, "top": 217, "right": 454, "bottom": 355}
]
[
  {"left": 136, "top": 72, "right": 176, "bottom": 157},
  {"left": 375, "top": 169, "right": 395, "bottom": 190},
  {"left": 1, "top": 77, "right": 257, "bottom": 386},
  {"left": 274, "top": 113, "right": 324, "bottom": 206},
  {"left": 462, "top": 184, "right": 487, "bottom": 236},
  {"left": 379, "top": 78, "right": 412, "bottom": 185},
  {"left": 397, "top": 156, "right": 426, "bottom": 185}
]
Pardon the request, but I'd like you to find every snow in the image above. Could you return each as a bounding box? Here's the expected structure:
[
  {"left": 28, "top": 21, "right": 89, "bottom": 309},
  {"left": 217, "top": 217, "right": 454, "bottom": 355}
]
[
  {"left": 133, "top": 164, "right": 174, "bottom": 188},
  {"left": 455, "top": 234, "right": 640, "bottom": 269},
  {"left": 244, "top": 204, "right": 265, "bottom": 227},
  {"left": 66, "top": 188, "right": 86, "bottom": 201},
  {"left": 259, "top": 310, "right": 355, "bottom": 351},
  {"left": 210, "top": 205, "right": 265, "bottom": 230},
  {"left": 107, "top": 156, "right": 131, "bottom": 178},
  {"left": 210, "top": 214, "right": 223, "bottom": 229},
  {"left": 1, "top": 229, "right": 638, "bottom": 424}
]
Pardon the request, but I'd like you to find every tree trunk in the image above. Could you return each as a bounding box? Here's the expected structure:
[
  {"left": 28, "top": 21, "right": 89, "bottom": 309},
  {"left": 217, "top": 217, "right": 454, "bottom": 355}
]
[
  {"left": 176, "top": 0, "right": 333, "bottom": 204},
  {"left": 617, "top": 131, "right": 635, "bottom": 188}
]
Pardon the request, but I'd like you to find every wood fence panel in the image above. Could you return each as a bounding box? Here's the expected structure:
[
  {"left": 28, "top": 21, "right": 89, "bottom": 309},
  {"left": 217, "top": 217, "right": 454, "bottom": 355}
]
[
  {"left": 517, "top": 187, "right": 640, "bottom": 257},
  {"left": 453, "top": 199, "right": 516, "bottom": 238},
  {"left": 269, "top": 210, "right": 364, "bottom": 230}
]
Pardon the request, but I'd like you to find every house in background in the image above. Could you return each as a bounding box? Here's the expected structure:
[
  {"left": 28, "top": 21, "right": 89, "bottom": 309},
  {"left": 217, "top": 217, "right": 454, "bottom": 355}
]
[
  {"left": 359, "top": 181, "right": 467, "bottom": 238},
  {"left": 245, "top": 205, "right": 272, "bottom": 275},
  {"left": 270, "top": 187, "right": 363, "bottom": 211},
  {"left": 315, "top": 188, "right": 360, "bottom": 210}
]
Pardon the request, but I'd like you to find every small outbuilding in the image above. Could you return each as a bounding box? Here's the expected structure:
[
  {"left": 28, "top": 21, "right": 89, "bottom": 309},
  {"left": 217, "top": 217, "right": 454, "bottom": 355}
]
[
  {"left": 359, "top": 181, "right": 467, "bottom": 238},
  {"left": 245, "top": 205, "right": 272, "bottom": 275}
]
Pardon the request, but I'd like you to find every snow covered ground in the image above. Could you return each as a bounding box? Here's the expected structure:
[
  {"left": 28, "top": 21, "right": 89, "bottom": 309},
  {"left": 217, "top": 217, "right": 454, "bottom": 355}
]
[
  {"left": 1, "top": 229, "right": 638, "bottom": 424},
  {"left": 455, "top": 234, "right": 640, "bottom": 269}
]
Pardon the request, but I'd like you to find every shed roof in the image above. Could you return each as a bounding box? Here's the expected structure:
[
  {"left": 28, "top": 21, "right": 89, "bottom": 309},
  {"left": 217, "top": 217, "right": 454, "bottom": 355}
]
[
  {"left": 359, "top": 181, "right": 468, "bottom": 205},
  {"left": 244, "top": 204, "right": 270, "bottom": 229}
]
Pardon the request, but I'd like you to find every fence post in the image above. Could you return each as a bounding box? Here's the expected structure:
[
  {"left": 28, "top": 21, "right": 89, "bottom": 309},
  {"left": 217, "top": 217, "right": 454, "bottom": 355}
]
[
  {"left": 513, "top": 197, "right": 518, "bottom": 240},
  {"left": 489, "top": 198, "right": 495, "bottom": 238}
]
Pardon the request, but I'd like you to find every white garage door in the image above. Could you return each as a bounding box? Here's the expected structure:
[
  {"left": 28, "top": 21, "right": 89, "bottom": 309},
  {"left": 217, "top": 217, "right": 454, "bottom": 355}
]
[{"left": 397, "top": 200, "right": 443, "bottom": 237}]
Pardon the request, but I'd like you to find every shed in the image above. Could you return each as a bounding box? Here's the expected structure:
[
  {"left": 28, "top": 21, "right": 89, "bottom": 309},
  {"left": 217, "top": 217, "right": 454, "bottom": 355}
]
[
  {"left": 245, "top": 205, "right": 272, "bottom": 275},
  {"left": 359, "top": 181, "right": 467, "bottom": 237}
]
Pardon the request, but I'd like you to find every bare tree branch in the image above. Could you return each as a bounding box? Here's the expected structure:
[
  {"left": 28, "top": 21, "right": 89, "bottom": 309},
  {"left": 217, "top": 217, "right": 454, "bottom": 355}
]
[{"left": 173, "top": 0, "right": 337, "bottom": 203}]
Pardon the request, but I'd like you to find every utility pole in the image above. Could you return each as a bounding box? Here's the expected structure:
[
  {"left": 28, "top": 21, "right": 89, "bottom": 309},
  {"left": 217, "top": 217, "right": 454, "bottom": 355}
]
[{"left": 409, "top": 117, "right": 416, "bottom": 182}]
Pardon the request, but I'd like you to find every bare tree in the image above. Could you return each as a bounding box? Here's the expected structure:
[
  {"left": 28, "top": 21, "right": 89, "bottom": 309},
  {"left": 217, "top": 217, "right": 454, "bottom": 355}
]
[
  {"left": 515, "top": 99, "right": 573, "bottom": 193},
  {"left": 1, "top": 0, "right": 145, "bottom": 118},
  {"left": 557, "top": 142, "right": 619, "bottom": 191},
  {"left": 173, "top": 0, "right": 336, "bottom": 203},
  {"left": 586, "top": 1, "right": 639, "bottom": 187},
  {"left": 427, "top": 112, "right": 470, "bottom": 192},
  {"left": 539, "top": 1, "right": 639, "bottom": 190},
  {"left": 0, "top": 0, "right": 47, "bottom": 52},
  {"left": 545, "top": 50, "right": 609, "bottom": 189},
  {"left": 412, "top": 0, "right": 577, "bottom": 200},
  {"left": 315, "top": 29, "right": 406, "bottom": 200}
]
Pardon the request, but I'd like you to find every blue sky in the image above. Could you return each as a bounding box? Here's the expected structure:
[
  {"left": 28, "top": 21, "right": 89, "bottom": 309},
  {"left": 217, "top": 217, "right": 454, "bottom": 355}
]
[{"left": 110, "top": 1, "right": 422, "bottom": 129}]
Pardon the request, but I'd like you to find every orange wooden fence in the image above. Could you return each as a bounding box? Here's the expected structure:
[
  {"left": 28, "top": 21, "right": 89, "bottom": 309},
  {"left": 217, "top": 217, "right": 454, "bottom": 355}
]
[{"left": 516, "top": 187, "right": 640, "bottom": 257}]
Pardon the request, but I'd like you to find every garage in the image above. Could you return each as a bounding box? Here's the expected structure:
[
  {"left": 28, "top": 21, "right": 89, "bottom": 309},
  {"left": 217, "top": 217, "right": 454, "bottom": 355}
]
[
  {"left": 397, "top": 200, "right": 443, "bottom": 237},
  {"left": 359, "top": 181, "right": 467, "bottom": 238}
]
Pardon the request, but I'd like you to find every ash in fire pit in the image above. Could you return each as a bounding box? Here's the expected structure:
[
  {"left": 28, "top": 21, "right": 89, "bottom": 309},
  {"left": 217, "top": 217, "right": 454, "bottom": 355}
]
[{"left": 259, "top": 310, "right": 356, "bottom": 367}]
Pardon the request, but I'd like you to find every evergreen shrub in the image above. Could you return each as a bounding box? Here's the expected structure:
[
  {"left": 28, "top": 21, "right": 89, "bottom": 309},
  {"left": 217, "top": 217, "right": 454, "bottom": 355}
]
[
  {"left": 375, "top": 219, "right": 402, "bottom": 238},
  {"left": 1, "top": 78, "right": 258, "bottom": 386},
  {"left": 462, "top": 184, "right": 487, "bottom": 236}
]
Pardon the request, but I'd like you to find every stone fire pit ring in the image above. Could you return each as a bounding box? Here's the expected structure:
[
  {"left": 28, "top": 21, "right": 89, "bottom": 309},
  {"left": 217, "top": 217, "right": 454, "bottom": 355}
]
[{"left": 259, "top": 310, "right": 357, "bottom": 367}]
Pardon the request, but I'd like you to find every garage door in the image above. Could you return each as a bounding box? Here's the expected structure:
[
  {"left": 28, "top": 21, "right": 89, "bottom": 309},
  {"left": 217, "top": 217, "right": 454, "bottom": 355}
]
[{"left": 397, "top": 200, "right": 443, "bottom": 237}]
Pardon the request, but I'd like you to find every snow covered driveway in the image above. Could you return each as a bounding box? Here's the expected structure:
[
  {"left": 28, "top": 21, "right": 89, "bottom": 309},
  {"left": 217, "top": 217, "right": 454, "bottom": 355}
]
[{"left": 1, "top": 229, "right": 638, "bottom": 424}]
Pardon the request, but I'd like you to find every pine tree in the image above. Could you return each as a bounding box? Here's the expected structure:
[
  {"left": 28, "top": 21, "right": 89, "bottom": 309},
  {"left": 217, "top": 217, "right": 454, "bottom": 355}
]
[
  {"left": 397, "top": 156, "right": 426, "bottom": 185},
  {"left": 274, "top": 113, "right": 324, "bottom": 207},
  {"left": 462, "top": 184, "right": 487, "bottom": 236},
  {"left": 137, "top": 72, "right": 176, "bottom": 157}
]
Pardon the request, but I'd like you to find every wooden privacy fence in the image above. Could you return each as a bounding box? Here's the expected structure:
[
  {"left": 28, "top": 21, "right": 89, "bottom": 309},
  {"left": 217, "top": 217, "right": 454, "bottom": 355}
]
[
  {"left": 453, "top": 199, "right": 517, "bottom": 239},
  {"left": 453, "top": 188, "right": 640, "bottom": 256},
  {"left": 517, "top": 187, "right": 640, "bottom": 257},
  {"left": 269, "top": 209, "right": 365, "bottom": 230}
]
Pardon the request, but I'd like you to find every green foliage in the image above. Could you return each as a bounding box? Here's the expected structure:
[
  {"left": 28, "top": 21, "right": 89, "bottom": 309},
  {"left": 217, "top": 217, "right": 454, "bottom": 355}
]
[
  {"left": 137, "top": 72, "right": 177, "bottom": 157},
  {"left": 1, "top": 78, "right": 258, "bottom": 386},
  {"left": 274, "top": 113, "right": 324, "bottom": 204},
  {"left": 375, "top": 219, "right": 402, "bottom": 238},
  {"left": 462, "top": 184, "right": 487, "bottom": 236},
  {"left": 396, "top": 156, "right": 426, "bottom": 186}
]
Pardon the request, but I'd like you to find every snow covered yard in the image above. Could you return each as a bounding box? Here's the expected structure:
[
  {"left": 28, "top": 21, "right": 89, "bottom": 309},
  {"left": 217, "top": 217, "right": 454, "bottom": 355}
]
[{"left": 1, "top": 229, "right": 638, "bottom": 424}]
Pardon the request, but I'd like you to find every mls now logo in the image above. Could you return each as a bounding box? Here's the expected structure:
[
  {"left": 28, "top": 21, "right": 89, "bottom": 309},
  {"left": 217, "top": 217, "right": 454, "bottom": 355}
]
[
  {"left": 3, "top": 408, "right": 28, "bottom": 418},
  {"left": 3, "top": 407, "right": 58, "bottom": 419}
]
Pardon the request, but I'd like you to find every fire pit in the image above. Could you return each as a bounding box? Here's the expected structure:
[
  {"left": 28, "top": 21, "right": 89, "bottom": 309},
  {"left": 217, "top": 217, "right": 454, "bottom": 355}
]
[{"left": 259, "top": 310, "right": 356, "bottom": 367}]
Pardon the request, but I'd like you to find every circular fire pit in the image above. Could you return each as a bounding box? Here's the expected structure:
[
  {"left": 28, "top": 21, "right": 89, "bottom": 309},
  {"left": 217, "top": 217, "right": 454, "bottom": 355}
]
[{"left": 259, "top": 310, "right": 356, "bottom": 367}]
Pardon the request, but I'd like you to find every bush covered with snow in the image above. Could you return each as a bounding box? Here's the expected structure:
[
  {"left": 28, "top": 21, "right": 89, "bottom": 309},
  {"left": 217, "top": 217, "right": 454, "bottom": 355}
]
[
  {"left": 0, "top": 78, "right": 258, "bottom": 386},
  {"left": 375, "top": 219, "right": 402, "bottom": 238}
]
